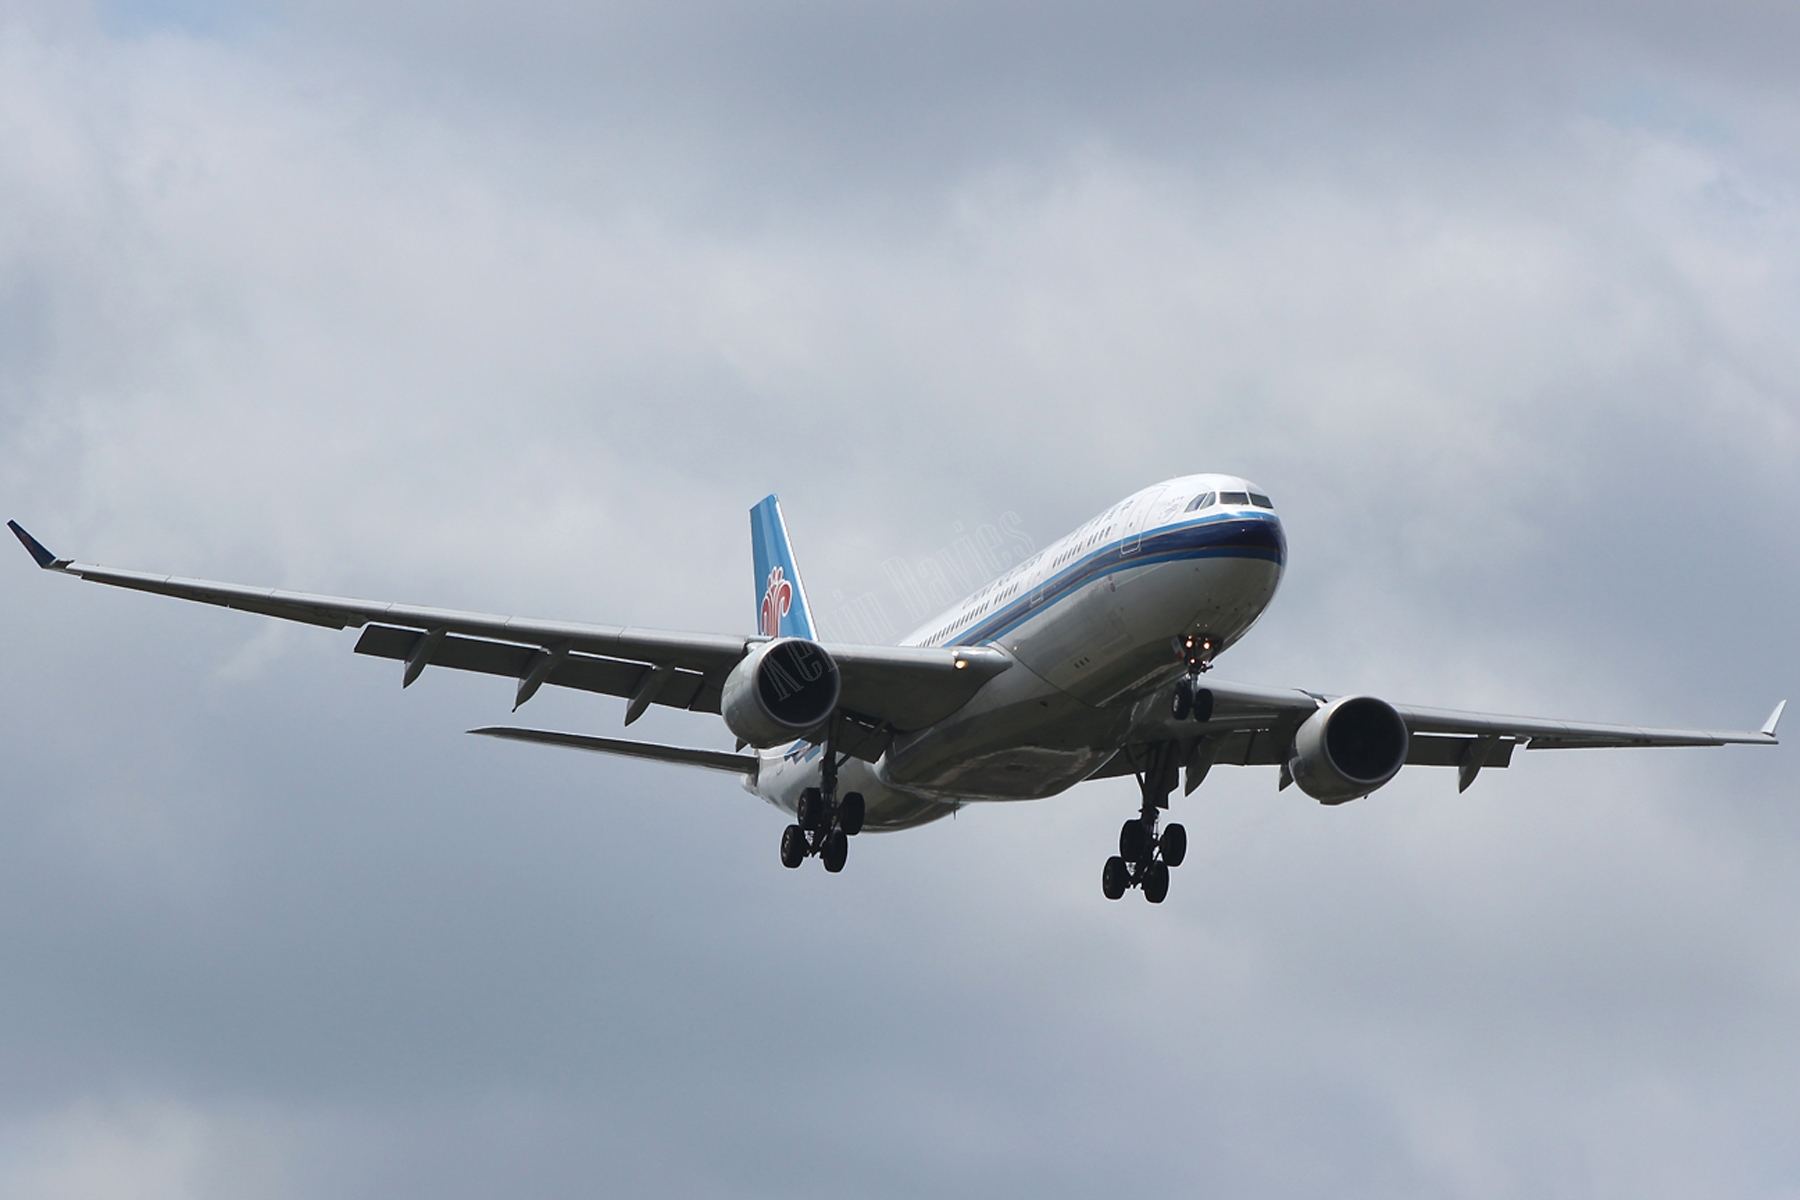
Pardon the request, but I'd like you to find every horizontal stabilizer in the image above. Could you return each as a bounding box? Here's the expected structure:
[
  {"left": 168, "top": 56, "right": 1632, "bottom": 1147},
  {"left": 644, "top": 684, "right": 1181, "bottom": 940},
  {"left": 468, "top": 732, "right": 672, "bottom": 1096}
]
[{"left": 470, "top": 726, "right": 759, "bottom": 777}]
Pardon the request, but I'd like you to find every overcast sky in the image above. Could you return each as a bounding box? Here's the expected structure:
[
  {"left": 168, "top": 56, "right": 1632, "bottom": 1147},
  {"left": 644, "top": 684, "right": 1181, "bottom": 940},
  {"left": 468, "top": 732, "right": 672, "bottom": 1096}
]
[{"left": 1, "top": 2, "right": 1796, "bottom": 1197}]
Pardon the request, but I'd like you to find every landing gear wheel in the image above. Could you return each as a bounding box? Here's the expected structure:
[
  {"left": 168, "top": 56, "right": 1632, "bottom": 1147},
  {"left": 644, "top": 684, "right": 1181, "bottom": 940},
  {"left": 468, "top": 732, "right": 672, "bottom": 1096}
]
[
  {"left": 821, "top": 828, "right": 849, "bottom": 873},
  {"left": 1142, "top": 861, "right": 1170, "bottom": 904},
  {"left": 1119, "top": 818, "right": 1153, "bottom": 864},
  {"left": 839, "top": 792, "right": 865, "bottom": 836},
  {"left": 1159, "top": 823, "right": 1187, "bottom": 868},
  {"left": 780, "top": 824, "right": 808, "bottom": 868},
  {"left": 1171, "top": 676, "right": 1193, "bottom": 720},
  {"left": 797, "top": 787, "right": 826, "bottom": 831},
  {"left": 1190, "top": 686, "right": 1213, "bottom": 723},
  {"left": 1102, "top": 856, "right": 1129, "bottom": 900}
]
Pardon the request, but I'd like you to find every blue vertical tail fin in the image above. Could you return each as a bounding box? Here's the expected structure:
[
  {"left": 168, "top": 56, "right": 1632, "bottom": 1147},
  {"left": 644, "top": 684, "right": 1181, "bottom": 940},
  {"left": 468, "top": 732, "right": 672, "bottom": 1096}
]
[{"left": 750, "top": 495, "right": 817, "bottom": 640}]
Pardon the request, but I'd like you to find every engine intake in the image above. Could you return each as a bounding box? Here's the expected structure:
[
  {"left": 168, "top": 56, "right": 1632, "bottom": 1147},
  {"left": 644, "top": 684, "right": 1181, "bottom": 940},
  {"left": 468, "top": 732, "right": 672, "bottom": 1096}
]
[
  {"left": 1288, "top": 695, "right": 1409, "bottom": 804},
  {"left": 721, "top": 637, "right": 841, "bottom": 748}
]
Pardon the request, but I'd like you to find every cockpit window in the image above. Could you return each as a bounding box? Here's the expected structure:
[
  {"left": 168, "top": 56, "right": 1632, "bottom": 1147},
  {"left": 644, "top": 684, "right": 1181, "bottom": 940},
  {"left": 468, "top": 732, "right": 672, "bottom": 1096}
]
[
  {"left": 1184, "top": 491, "right": 1216, "bottom": 512},
  {"left": 1249, "top": 493, "right": 1273, "bottom": 509},
  {"left": 1219, "top": 491, "right": 1250, "bottom": 506}
]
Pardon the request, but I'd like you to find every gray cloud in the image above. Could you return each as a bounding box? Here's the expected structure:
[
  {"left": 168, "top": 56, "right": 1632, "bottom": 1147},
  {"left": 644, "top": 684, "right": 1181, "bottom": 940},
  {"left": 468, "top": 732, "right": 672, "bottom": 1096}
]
[{"left": 1, "top": 2, "right": 1796, "bottom": 1196}]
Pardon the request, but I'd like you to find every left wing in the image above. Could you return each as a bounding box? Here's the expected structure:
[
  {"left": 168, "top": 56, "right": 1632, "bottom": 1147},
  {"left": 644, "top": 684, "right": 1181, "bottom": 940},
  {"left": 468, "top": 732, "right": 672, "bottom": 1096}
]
[
  {"left": 1098, "top": 678, "right": 1781, "bottom": 794},
  {"left": 7, "top": 521, "right": 1007, "bottom": 748}
]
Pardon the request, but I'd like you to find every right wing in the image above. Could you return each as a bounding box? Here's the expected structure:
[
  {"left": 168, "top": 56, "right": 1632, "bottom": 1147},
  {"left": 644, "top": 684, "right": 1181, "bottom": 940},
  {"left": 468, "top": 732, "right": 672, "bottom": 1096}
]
[
  {"left": 8, "top": 522, "right": 1008, "bottom": 749},
  {"left": 1101, "top": 678, "right": 1780, "bottom": 794}
]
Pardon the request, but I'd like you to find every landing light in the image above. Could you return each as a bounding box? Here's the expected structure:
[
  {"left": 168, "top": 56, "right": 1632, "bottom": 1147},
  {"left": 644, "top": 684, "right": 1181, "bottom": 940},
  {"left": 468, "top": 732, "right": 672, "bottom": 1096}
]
[{"left": 954, "top": 658, "right": 967, "bottom": 670}]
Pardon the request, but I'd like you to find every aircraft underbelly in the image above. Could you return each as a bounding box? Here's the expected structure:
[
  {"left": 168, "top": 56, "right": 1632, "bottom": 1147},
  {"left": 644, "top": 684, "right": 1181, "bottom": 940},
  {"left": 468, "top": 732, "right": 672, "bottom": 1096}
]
[
  {"left": 893, "top": 744, "right": 1114, "bottom": 800},
  {"left": 877, "top": 655, "right": 1129, "bottom": 800},
  {"left": 757, "top": 745, "right": 959, "bottom": 832}
]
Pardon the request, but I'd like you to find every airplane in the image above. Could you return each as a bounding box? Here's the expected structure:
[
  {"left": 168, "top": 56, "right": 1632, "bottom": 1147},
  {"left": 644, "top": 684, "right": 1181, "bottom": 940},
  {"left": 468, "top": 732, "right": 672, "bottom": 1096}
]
[{"left": 8, "top": 474, "right": 1783, "bottom": 903}]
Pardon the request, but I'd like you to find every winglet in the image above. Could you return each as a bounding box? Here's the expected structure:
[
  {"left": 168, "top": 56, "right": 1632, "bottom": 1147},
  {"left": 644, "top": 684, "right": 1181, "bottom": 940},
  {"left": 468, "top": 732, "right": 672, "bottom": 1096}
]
[
  {"left": 7, "top": 521, "right": 69, "bottom": 570},
  {"left": 1761, "top": 700, "right": 1786, "bottom": 739}
]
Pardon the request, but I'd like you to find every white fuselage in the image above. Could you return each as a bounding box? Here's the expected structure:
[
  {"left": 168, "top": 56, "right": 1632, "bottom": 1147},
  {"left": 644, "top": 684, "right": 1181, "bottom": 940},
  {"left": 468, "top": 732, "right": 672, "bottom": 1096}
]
[{"left": 754, "top": 474, "right": 1287, "bottom": 829}]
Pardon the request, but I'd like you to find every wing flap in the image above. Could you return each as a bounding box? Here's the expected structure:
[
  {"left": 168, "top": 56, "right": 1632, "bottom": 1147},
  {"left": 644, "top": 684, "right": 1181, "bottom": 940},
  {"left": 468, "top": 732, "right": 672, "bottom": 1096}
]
[
  {"left": 1207, "top": 728, "right": 1294, "bottom": 766},
  {"left": 354, "top": 625, "right": 719, "bottom": 712},
  {"left": 355, "top": 624, "right": 536, "bottom": 675},
  {"left": 1406, "top": 734, "right": 1517, "bottom": 768}
]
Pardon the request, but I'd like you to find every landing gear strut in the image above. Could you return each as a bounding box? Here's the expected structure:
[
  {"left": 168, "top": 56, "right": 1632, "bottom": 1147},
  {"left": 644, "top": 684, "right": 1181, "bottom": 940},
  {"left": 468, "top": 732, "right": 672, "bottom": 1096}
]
[
  {"left": 779, "top": 719, "right": 864, "bottom": 872},
  {"left": 1103, "top": 740, "right": 1188, "bottom": 903}
]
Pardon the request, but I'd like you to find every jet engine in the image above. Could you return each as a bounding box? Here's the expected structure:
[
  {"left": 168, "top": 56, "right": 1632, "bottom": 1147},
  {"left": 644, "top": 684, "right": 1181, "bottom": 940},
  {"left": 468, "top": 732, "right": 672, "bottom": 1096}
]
[
  {"left": 1287, "top": 695, "right": 1409, "bottom": 804},
  {"left": 721, "top": 637, "right": 842, "bottom": 748}
]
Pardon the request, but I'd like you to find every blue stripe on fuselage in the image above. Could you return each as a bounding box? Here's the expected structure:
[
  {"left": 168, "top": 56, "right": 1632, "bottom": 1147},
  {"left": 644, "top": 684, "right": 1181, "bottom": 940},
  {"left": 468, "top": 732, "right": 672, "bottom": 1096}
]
[{"left": 936, "top": 512, "right": 1285, "bottom": 649}]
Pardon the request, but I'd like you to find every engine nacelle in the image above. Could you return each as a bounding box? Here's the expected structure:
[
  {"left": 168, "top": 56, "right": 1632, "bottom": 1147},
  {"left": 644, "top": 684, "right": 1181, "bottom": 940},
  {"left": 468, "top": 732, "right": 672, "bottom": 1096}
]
[
  {"left": 721, "top": 637, "right": 842, "bottom": 748},
  {"left": 1288, "top": 695, "right": 1409, "bottom": 804}
]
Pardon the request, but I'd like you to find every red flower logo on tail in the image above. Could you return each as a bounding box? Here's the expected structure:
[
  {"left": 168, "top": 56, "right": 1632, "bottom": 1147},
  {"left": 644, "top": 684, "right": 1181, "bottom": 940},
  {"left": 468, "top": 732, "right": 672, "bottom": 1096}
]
[{"left": 760, "top": 566, "right": 793, "bottom": 638}]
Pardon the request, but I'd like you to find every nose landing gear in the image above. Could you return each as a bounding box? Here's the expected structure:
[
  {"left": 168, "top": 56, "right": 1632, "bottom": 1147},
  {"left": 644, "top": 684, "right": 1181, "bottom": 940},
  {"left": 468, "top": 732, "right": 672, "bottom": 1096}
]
[
  {"left": 1170, "top": 633, "right": 1216, "bottom": 721},
  {"left": 1103, "top": 741, "right": 1188, "bottom": 903}
]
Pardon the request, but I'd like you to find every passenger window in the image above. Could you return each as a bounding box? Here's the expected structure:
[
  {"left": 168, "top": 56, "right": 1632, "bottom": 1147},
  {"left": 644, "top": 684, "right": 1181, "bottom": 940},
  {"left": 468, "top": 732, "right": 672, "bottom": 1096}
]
[
  {"left": 1250, "top": 493, "right": 1273, "bottom": 508},
  {"left": 1184, "top": 492, "right": 1216, "bottom": 512},
  {"left": 1220, "top": 491, "right": 1250, "bottom": 505}
]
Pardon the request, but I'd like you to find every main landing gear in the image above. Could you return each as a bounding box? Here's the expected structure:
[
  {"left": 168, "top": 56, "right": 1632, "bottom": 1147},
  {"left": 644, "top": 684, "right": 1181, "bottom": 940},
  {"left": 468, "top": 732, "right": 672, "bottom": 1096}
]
[
  {"left": 780, "top": 786, "right": 864, "bottom": 872},
  {"left": 1106, "top": 635, "right": 1211, "bottom": 900},
  {"left": 779, "top": 724, "right": 865, "bottom": 873},
  {"left": 1103, "top": 740, "right": 1188, "bottom": 903}
]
